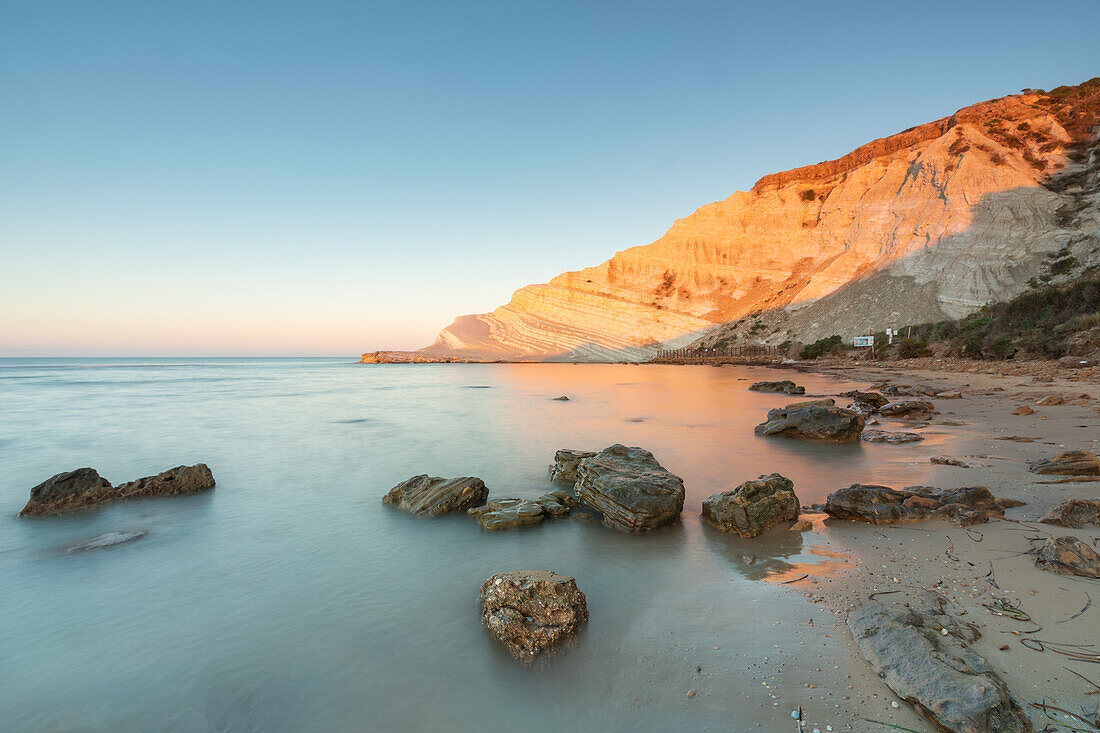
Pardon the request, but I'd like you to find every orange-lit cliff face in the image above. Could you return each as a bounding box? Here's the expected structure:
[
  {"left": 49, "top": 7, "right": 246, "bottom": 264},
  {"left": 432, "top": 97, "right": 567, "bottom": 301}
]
[{"left": 422, "top": 80, "right": 1100, "bottom": 361}]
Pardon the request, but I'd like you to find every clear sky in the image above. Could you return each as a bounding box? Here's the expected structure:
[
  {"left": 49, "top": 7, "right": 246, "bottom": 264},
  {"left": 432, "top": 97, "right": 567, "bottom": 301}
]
[{"left": 2, "top": 0, "right": 1098, "bottom": 356}]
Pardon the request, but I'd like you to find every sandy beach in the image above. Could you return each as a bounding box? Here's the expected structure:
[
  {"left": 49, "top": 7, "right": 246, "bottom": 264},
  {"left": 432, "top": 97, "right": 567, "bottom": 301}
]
[{"left": 749, "top": 360, "right": 1100, "bottom": 732}]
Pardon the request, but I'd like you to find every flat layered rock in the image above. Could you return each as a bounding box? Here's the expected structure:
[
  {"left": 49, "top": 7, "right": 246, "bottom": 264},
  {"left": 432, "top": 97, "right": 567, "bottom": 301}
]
[
  {"left": 573, "top": 444, "right": 685, "bottom": 533},
  {"left": 1028, "top": 450, "right": 1100, "bottom": 476},
  {"left": 824, "top": 484, "right": 1006, "bottom": 526},
  {"left": 748, "top": 380, "right": 804, "bottom": 395},
  {"left": 879, "top": 400, "right": 935, "bottom": 417},
  {"left": 701, "top": 473, "right": 799, "bottom": 537},
  {"left": 468, "top": 492, "right": 577, "bottom": 531},
  {"left": 382, "top": 475, "right": 488, "bottom": 516},
  {"left": 20, "top": 464, "right": 215, "bottom": 517},
  {"left": 848, "top": 600, "right": 1029, "bottom": 733},
  {"left": 1035, "top": 535, "right": 1100, "bottom": 578},
  {"left": 548, "top": 449, "right": 597, "bottom": 483},
  {"left": 862, "top": 429, "right": 924, "bottom": 444},
  {"left": 480, "top": 570, "right": 588, "bottom": 663},
  {"left": 754, "top": 405, "right": 865, "bottom": 442},
  {"left": 1040, "top": 499, "right": 1100, "bottom": 528}
]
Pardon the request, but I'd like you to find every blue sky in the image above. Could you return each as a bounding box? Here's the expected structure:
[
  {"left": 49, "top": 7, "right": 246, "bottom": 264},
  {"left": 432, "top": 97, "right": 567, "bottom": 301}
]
[{"left": 2, "top": 0, "right": 1098, "bottom": 355}]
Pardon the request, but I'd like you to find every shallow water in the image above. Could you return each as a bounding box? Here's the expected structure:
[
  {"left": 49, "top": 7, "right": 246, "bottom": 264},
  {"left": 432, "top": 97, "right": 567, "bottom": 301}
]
[{"left": 0, "top": 359, "right": 952, "bottom": 732}]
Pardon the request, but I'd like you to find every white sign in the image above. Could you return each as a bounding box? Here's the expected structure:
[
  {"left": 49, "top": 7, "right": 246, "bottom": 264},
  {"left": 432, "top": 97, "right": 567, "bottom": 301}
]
[{"left": 853, "top": 336, "right": 874, "bottom": 347}]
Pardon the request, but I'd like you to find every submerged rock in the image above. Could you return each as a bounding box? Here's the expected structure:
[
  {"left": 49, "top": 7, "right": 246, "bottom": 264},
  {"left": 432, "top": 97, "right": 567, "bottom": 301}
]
[
  {"left": 480, "top": 570, "right": 588, "bottom": 663},
  {"left": 754, "top": 405, "right": 865, "bottom": 442},
  {"left": 1028, "top": 450, "right": 1100, "bottom": 476},
  {"left": 382, "top": 475, "right": 488, "bottom": 516},
  {"left": 701, "top": 473, "right": 800, "bottom": 537},
  {"left": 66, "top": 531, "right": 147, "bottom": 553},
  {"left": 1040, "top": 499, "right": 1100, "bottom": 528},
  {"left": 748, "top": 380, "right": 804, "bottom": 395},
  {"left": 824, "top": 484, "right": 1006, "bottom": 526},
  {"left": 1034, "top": 536, "right": 1100, "bottom": 578},
  {"left": 573, "top": 444, "right": 685, "bottom": 533},
  {"left": 548, "top": 449, "right": 597, "bottom": 483},
  {"left": 790, "top": 519, "right": 813, "bottom": 532},
  {"left": 861, "top": 429, "right": 924, "bottom": 444},
  {"left": 20, "top": 464, "right": 215, "bottom": 517},
  {"left": 847, "top": 600, "right": 1029, "bottom": 733},
  {"left": 879, "top": 400, "right": 934, "bottom": 417}
]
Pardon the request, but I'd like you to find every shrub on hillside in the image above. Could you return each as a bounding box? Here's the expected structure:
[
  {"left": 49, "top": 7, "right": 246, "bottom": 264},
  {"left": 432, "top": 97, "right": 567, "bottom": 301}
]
[{"left": 799, "top": 335, "right": 843, "bottom": 360}]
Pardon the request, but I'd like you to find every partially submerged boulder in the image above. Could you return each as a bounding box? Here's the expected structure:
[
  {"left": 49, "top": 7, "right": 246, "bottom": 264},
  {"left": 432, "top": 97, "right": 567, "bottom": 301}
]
[
  {"left": 1028, "top": 450, "right": 1100, "bottom": 476},
  {"left": 879, "top": 400, "right": 934, "bottom": 417},
  {"left": 573, "top": 444, "right": 685, "bottom": 533},
  {"left": 20, "top": 464, "right": 215, "bottom": 517},
  {"left": 839, "top": 390, "right": 889, "bottom": 409},
  {"left": 382, "top": 475, "right": 488, "bottom": 516},
  {"left": 754, "top": 405, "right": 865, "bottom": 442},
  {"left": 1034, "top": 536, "right": 1100, "bottom": 579},
  {"left": 1040, "top": 499, "right": 1100, "bottom": 528},
  {"left": 749, "top": 380, "right": 804, "bottom": 395},
  {"left": 468, "top": 492, "right": 577, "bottom": 531},
  {"left": 701, "top": 473, "right": 800, "bottom": 537},
  {"left": 548, "top": 449, "right": 596, "bottom": 483},
  {"left": 824, "top": 484, "right": 1007, "bottom": 526},
  {"left": 480, "top": 570, "right": 588, "bottom": 663},
  {"left": 847, "top": 600, "right": 1030, "bottom": 733},
  {"left": 862, "top": 429, "right": 924, "bottom": 444}
]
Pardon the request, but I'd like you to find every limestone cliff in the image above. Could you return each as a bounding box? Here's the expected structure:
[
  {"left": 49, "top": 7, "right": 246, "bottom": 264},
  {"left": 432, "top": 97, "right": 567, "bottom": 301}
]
[{"left": 420, "top": 79, "right": 1100, "bottom": 361}]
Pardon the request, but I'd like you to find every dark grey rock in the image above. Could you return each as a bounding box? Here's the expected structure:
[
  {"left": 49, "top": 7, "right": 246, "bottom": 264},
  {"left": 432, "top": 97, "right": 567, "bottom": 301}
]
[
  {"left": 573, "top": 444, "right": 685, "bottom": 533},
  {"left": 754, "top": 405, "right": 865, "bottom": 442},
  {"left": 824, "top": 484, "right": 1006, "bottom": 526},
  {"left": 847, "top": 599, "right": 1029, "bottom": 733},
  {"left": 748, "top": 380, "right": 804, "bottom": 395}
]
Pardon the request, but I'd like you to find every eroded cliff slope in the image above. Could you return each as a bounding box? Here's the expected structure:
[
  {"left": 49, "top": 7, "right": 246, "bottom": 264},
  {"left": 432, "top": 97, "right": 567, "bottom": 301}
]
[{"left": 421, "top": 79, "right": 1100, "bottom": 361}]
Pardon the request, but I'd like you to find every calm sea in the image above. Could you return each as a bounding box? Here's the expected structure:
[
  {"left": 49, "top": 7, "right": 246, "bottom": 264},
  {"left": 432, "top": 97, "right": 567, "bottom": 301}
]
[{"left": 0, "top": 358, "right": 948, "bottom": 732}]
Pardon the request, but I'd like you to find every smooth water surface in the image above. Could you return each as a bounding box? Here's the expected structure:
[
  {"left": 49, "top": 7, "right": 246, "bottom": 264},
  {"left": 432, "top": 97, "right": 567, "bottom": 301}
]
[{"left": 0, "top": 359, "right": 951, "bottom": 732}]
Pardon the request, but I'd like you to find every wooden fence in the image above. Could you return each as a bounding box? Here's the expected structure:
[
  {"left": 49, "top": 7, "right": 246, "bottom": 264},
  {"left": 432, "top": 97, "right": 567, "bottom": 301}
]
[{"left": 651, "top": 344, "right": 781, "bottom": 363}]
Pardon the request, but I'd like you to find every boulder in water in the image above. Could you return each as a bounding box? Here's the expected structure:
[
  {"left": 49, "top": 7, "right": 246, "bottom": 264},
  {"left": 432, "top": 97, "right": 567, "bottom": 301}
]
[
  {"left": 701, "top": 473, "right": 800, "bottom": 537},
  {"left": 20, "top": 464, "right": 215, "bottom": 517},
  {"left": 861, "top": 429, "right": 924, "bottom": 444},
  {"left": 748, "top": 380, "right": 804, "bottom": 395},
  {"left": 754, "top": 405, "right": 865, "bottom": 442},
  {"left": 573, "top": 444, "right": 685, "bottom": 533},
  {"left": 548, "top": 449, "right": 597, "bottom": 483},
  {"left": 383, "top": 475, "right": 488, "bottom": 516},
  {"left": 480, "top": 570, "right": 588, "bottom": 663}
]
